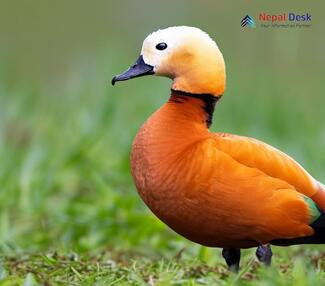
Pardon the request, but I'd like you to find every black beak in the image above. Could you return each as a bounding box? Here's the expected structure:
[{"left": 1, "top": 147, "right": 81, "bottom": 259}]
[{"left": 111, "top": 55, "right": 154, "bottom": 86}]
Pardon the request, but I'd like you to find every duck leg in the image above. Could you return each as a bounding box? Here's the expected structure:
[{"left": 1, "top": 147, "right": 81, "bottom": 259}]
[
  {"left": 222, "top": 248, "right": 241, "bottom": 272},
  {"left": 256, "top": 244, "right": 272, "bottom": 266}
]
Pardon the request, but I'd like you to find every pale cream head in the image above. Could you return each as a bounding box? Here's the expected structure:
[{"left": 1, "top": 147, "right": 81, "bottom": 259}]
[{"left": 141, "top": 26, "right": 226, "bottom": 96}]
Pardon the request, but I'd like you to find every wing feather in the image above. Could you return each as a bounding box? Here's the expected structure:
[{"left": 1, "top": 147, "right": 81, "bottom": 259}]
[{"left": 213, "top": 133, "right": 319, "bottom": 197}]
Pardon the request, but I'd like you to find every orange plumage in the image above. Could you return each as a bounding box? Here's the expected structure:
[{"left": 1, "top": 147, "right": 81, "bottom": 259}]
[
  {"left": 112, "top": 26, "right": 325, "bottom": 269},
  {"left": 131, "top": 93, "right": 316, "bottom": 248}
]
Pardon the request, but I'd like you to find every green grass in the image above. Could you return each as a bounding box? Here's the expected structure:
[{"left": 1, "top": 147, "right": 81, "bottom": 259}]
[
  {"left": 0, "top": 248, "right": 324, "bottom": 285},
  {"left": 0, "top": 49, "right": 324, "bottom": 285}
]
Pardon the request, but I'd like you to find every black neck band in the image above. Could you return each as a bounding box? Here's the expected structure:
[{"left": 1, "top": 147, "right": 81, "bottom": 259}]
[{"left": 171, "top": 89, "right": 222, "bottom": 128}]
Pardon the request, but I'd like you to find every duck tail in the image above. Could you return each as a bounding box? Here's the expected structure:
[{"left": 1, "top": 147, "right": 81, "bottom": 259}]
[
  {"left": 271, "top": 195, "right": 325, "bottom": 246},
  {"left": 308, "top": 211, "right": 325, "bottom": 243}
]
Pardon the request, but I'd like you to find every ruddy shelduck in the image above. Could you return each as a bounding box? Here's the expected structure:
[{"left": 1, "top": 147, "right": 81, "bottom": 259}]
[{"left": 112, "top": 26, "right": 325, "bottom": 271}]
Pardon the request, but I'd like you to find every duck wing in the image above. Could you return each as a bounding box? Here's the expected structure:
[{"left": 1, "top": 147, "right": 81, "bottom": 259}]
[
  {"left": 213, "top": 133, "right": 321, "bottom": 198},
  {"left": 209, "top": 133, "right": 325, "bottom": 245}
]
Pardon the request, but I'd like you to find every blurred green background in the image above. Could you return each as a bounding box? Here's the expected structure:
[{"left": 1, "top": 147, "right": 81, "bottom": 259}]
[{"left": 0, "top": 0, "right": 324, "bottom": 284}]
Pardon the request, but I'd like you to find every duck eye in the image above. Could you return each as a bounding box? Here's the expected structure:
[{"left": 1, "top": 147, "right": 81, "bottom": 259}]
[{"left": 155, "top": 42, "right": 167, "bottom": 51}]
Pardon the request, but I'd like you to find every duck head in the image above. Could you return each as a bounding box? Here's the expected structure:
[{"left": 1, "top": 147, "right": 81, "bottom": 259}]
[{"left": 112, "top": 26, "right": 226, "bottom": 97}]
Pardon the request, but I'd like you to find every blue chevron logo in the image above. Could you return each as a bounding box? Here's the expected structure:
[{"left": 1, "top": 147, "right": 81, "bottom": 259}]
[{"left": 241, "top": 15, "right": 256, "bottom": 28}]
